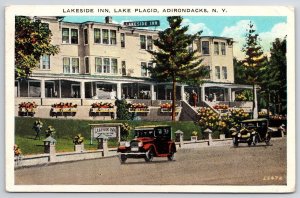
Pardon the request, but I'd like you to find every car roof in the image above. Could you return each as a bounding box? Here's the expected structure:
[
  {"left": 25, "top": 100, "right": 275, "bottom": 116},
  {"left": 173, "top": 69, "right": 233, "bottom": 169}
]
[
  {"left": 241, "top": 118, "right": 268, "bottom": 123},
  {"left": 135, "top": 125, "right": 170, "bottom": 130}
]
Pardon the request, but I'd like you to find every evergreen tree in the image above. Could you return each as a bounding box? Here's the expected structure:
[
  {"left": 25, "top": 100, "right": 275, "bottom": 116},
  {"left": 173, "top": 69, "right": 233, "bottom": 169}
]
[
  {"left": 115, "top": 99, "right": 134, "bottom": 120},
  {"left": 15, "top": 16, "right": 60, "bottom": 79},
  {"left": 241, "top": 21, "right": 267, "bottom": 118},
  {"left": 260, "top": 37, "right": 287, "bottom": 115},
  {"left": 148, "top": 16, "right": 209, "bottom": 121},
  {"left": 233, "top": 57, "right": 246, "bottom": 84}
]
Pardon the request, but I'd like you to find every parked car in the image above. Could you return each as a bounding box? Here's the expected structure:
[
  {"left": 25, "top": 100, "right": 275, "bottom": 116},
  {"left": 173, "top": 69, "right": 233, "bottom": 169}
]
[
  {"left": 117, "top": 125, "right": 176, "bottom": 163},
  {"left": 231, "top": 118, "right": 271, "bottom": 147}
]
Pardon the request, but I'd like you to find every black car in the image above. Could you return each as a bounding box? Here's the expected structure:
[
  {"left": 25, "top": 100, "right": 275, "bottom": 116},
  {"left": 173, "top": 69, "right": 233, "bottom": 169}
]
[{"left": 231, "top": 118, "right": 271, "bottom": 147}]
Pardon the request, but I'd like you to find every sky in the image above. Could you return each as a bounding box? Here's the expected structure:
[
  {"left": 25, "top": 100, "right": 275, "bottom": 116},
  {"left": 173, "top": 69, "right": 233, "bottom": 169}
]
[{"left": 63, "top": 16, "right": 287, "bottom": 60}]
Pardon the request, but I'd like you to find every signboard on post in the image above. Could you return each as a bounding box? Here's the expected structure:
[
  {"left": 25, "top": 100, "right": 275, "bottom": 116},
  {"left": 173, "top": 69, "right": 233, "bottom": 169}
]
[
  {"left": 89, "top": 123, "right": 122, "bottom": 144},
  {"left": 123, "top": 20, "right": 160, "bottom": 27}
]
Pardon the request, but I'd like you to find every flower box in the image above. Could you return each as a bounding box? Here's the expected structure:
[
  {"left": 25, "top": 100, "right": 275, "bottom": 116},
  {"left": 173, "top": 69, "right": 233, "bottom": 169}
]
[
  {"left": 128, "top": 108, "right": 150, "bottom": 113},
  {"left": 51, "top": 103, "right": 77, "bottom": 117},
  {"left": 90, "top": 107, "right": 115, "bottom": 113},
  {"left": 74, "top": 143, "right": 84, "bottom": 153},
  {"left": 160, "top": 107, "right": 180, "bottom": 113},
  {"left": 18, "top": 102, "right": 37, "bottom": 116}
]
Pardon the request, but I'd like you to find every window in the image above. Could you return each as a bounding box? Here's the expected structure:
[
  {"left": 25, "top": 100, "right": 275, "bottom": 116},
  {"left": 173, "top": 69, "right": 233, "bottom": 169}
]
[
  {"left": 111, "top": 59, "right": 118, "bottom": 74},
  {"left": 215, "top": 66, "right": 220, "bottom": 79},
  {"left": 84, "top": 29, "right": 88, "bottom": 45},
  {"left": 147, "top": 62, "right": 153, "bottom": 76},
  {"left": 71, "top": 29, "right": 78, "bottom": 44},
  {"left": 140, "top": 35, "right": 146, "bottom": 49},
  {"left": 72, "top": 58, "right": 79, "bottom": 73},
  {"left": 141, "top": 62, "right": 147, "bottom": 76},
  {"left": 110, "top": 30, "right": 117, "bottom": 45},
  {"left": 214, "top": 42, "right": 219, "bottom": 55},
  {"left": 103, "top": 58, "right": 110, "bottom": 73},
  {"left": 94, "top": 28, "right": 101, "bottom": 43},
  {"left": 95, "top": 57, "right": 102, "bottom": 73},
  {"left": 41, "top": 55, "right": 50, "bottom": 70},
  {"left": 121, "top": 61, "right": 126, "bottom": 76},
  {"left": 121, "top": 33, "right": 125, "bottom": 48},
  {"left": 147, "top": 35, "right": 153, "bottom": 50},
  {"left": 63, "top": 57, "right": 79, "bottom": 74},
  {"left": 102, "top": 29, "right": 109, "bottom": 44},
  {"left": 202, "top": 41, "right": 209, "bottom": 55},
  {"left": 222, "top": 66, "right": 227, "bottom": 79},
  {"left": 62, "top": 28, "right": 69, "bottom": 44},
  {"left": 85, "top": 57, "right": 90, "bottom": 73},
  {"left": 63, "top": 57, "right": 70, "bottom": 73},
  {"left": 221, "top": 42, "right": 226, "bottom": 55}
]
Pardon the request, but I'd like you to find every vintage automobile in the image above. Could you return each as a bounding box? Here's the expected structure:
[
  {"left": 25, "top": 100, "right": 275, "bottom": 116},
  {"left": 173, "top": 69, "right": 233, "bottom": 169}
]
[
  {"left": 231, "top": 118, "right": 271, "bottom": 147},
  {"left": 117, "top": 125, "right": 176, "bottom": 163}
]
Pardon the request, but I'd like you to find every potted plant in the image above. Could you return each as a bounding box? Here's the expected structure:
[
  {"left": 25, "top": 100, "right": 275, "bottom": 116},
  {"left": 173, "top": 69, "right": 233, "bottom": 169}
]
[
  {"left": 191, "top": 131, "right": 198, "bottom": 142},
  {"left": 14, "top": 144, "right": 22, "bottom": 165},
  {"left": 73, "top": 134, "right": 84, "bottom": 152}
]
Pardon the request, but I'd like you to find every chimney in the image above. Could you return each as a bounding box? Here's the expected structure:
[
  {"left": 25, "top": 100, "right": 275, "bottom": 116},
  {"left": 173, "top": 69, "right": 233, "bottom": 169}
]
[{"left": 105, "top": 16, "right": 112, "bottom": 24}]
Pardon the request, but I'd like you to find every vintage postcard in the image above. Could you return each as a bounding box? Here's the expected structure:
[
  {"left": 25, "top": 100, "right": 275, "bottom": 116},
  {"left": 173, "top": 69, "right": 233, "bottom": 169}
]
[{"left": 5, "top": 5, "right": 295, "bottom": 193}]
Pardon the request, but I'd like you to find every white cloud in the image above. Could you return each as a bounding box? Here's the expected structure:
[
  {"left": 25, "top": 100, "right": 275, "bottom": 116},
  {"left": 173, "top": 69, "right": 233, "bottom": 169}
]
[
  {"left": 220, "top": 20, "right": 287, "bottom": 60},
  {"left": 182, "top": 19, "right": 213, "bottom": 36}
]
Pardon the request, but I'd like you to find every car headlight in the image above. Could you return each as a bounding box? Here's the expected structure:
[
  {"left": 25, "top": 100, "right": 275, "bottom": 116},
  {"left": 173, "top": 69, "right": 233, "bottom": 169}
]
[
  {"left": 125, "top": 141, "right": 130, "bottom": 147},
  {"left": 247, "top": 133, "right": 250, "bottom": 137},
  {"left": 138, "top": 141, "right": 143, "bottom": 147},
  {"left": 238, "top": 133, "right": 241, "bottom": 137}
]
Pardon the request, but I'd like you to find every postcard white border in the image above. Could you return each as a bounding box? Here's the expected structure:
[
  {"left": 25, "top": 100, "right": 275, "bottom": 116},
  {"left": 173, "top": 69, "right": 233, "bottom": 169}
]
[{"left": 5, "top": 5, "right": 295, "bottom": 193}]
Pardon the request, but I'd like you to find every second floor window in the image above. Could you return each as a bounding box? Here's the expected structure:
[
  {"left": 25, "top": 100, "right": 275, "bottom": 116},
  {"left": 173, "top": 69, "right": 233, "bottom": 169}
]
[
  {"left": 202, "top": 41, "right": 209, "bottom": 55},
  {"left": 102, "top": 29, "right": 109, "bottom": 44},
  {"left": 110, "top": 30, "right": 117, "bottom": 45},
  {"left": 221, "top": 42, "right": 226, "bottom": 55},
  {"left": 94, "top": 28, "right": 101, "bottom": 43},
  {"left": 63, "top": 57, "right": 79, "bottom": 74},
  {"left": 121, "top": 33, "right": 125, "bottom": 48},
  {"left": 214, "top": 42, "right": 219, "bottom": 55},
  {"left": 222, "top": 66, "right": 227, "bottom": 79},
  {"left": 84, "top": 29, "right": 88, "bottom": 45},
  {"left": 140, "top": 35, "right": 146, "bottom": 49},
  {"left": 95, "top": 57, "right": 102, "bottom": 73},
  {"left": 147, "top": 36, "right": 153, "bottom": 50},
  {"left": 41, "top": 55, "right": 50, "bottom": 70},
  {"left": 215, "top": 66, "right": 220, "bottom": 79},
  {"left": 62, "top": 28, "right": 78, "bottom": 44},
  {"left": 121, "top": 61, "right": 126, "bottom": 76}
]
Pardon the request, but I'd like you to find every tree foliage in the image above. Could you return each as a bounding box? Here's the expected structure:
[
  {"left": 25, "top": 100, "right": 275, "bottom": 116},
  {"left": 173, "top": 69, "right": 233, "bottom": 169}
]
[
  {"left": 148, "top": 16, "right": 209, "bottom": 120},
  {"left": 260, "top": 37, "right": 287, "bottom": 114},
  {"left": 241, "top": 21, "right": 268, "bottom": 117},
  {"left": 15, "top": 16, "right": 59, "bottom": 79}
]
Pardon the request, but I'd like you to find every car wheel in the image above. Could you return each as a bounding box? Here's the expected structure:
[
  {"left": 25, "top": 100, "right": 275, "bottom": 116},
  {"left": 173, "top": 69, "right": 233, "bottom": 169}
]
[
  {"left": 252, "top": 135, "right": 258, "bottom": 146},
  {"left": 145, "top": 149, "right": 154, "bottom": 162},
  {"left": 247, "top": 140, "right": 252, "bottom": 146},
  {"left": 120, "top": 154, "right": 127, "bottom": 163},
  {"left": 167, "top": 152, "right": 175, "bottom": 161},
  {"left": 233, "top": 136, "right": 239, "bottom": 147},
  {"left": 265, "top": 134, "right": 271, "bottom": 146}
]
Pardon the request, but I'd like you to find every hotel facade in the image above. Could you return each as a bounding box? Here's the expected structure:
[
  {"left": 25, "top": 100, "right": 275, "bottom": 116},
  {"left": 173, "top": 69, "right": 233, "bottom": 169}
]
[{"left": 15, "top": 16, "right": 254, "bottom": 120}]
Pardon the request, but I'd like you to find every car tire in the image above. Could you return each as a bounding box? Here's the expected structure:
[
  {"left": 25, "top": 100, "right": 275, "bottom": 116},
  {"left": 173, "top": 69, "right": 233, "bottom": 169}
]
[
  {"left": 247, "top": 140, "right": 252, "bottom": 146},
  {"left": 167, "top": 152, "right": 175, "bottom": 161},
  {"left": 120, "top": 154, "right": 127, "bottom": 163},
  {"left": 145, "top": 148, "right": 154, "bottom": 162},
  {"left": 233, "top": 136, "right": 239, "bottom": 147},
  {"left": 265, "top": 134, "right": 271, "bottom": 146}
]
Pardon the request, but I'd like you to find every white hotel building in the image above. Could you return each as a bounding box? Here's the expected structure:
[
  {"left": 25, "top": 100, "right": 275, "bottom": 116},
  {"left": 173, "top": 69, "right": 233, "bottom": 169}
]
[{"left": 15, "top": 16, "right": 253, "bottom": 120}]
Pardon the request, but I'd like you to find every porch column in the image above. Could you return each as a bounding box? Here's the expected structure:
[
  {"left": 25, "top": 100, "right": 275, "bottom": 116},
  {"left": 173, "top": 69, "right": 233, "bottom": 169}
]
[
  {"left": 180, "top": 85, "right": 186, "bottom": 101},
  {"left": 80, "top": 81, "right": 85, "bottom": 99},
  {"left": 116, "top": 83, "right": 122, "bottom": 99},
  {"left": 201, "top": 86, "right": 205, "bottom": 101},
  {"left": 58, "top": 80, "right": 62, "bottom": 98},
  {"left": 232, "top": 91, "right": 235, "bottom": 101},
  {"left": 150, "top": 84, "right": 156, "bottom": 100},
  {"left": 253, "top": 85, "right": 258, "bottom": 119},
  {"left": 228, "top": 88, "right": 232, "bottom": 102},
  {"left": 40, "top": 79, "right": 45, "bottom": 98},
  {"left": 91, "top": 82, "right": 94, "bottom": 98}
]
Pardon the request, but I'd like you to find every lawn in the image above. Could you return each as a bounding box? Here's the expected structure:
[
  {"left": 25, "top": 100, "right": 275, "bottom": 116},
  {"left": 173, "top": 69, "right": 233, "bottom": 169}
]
[{"left": 15, "top": 117, "right": 201, "bottom": 155}]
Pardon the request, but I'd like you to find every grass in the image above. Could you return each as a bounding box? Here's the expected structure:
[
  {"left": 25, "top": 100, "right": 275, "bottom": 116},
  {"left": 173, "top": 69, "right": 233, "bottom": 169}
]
[{"left": 15, "top": 117, "right": 201, "bottom": 155}]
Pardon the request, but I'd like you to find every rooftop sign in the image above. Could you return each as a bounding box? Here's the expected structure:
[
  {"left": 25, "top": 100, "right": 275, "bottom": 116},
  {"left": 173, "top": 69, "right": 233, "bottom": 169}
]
[{"left": 123, "top": 20, "right": 160, "bottom": 27}]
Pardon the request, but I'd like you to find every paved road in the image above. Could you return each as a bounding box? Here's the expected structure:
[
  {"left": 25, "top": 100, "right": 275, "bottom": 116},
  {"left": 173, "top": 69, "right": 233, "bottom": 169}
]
[{"left": 15, "top": 138, "right": 286, "bottom": 185}]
